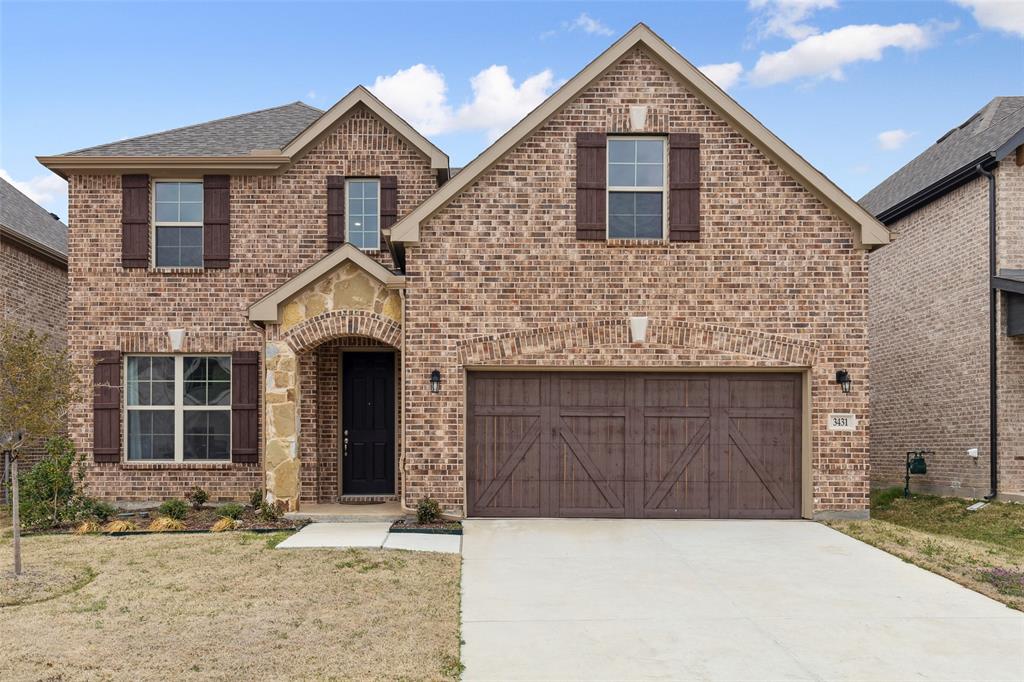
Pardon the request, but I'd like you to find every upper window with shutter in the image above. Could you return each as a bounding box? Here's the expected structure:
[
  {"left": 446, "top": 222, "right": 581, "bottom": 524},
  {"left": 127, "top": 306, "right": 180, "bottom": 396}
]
[
  {"left": 154, "top": 180, "right": 204, "bottom": 267},
  {"left": 607, "top": 137, "right": 666, "bottom": 240},
  {"left": 346, "top": 178, "right": 380, "bottom": 251}
]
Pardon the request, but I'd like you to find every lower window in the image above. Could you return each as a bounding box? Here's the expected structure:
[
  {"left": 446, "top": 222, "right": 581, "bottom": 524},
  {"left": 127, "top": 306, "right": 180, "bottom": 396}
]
[{"left": 125, "top": 355, "right": 231, "bottom": 462}]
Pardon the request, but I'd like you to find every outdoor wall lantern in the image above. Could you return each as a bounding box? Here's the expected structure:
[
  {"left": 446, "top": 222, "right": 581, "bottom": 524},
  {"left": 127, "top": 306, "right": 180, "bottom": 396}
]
[
  {"left": 430, "top": 370, "right": 442, "bottom": 394},
  {"left": 835, "top": 369, "right": 853, "bottom": 394}
]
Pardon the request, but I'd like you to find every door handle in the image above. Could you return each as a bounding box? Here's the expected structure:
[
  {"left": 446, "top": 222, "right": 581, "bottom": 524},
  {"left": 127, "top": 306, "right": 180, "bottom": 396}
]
[{"left": 343, "top": 429, "right": 349, "bottom": 457}]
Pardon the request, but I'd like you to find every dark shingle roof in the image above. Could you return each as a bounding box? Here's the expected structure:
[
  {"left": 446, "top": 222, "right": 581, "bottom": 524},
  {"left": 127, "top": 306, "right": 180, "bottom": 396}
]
[
  {"left": 0, "top": 177, "right": 67, "bottom": 257},
  {"left": 61, "top": 102, "right": 323, "bottom": 157},
  {"left": 861, "top": 97, "right": 1024, "bottom": 217}
]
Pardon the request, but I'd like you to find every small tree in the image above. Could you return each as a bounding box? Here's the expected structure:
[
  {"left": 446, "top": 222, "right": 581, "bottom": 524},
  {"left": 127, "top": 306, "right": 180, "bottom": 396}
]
[{"left": 0, "top": 322, "right": 78, "bottom": 575}]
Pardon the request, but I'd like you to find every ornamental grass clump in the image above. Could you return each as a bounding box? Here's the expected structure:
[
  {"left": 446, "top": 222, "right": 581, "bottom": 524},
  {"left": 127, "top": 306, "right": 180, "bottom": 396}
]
[
  {"left": 74, "top": 520, "right": 100, "bottom": 535},
  {"left": 102, "top": 520, "right": 137, "bottom": 533},
  {"left": 210, "top": 517, "right": 236, "bottom": 533},
  {"left": 148, "top": 516, "right": 186, "bottom": 532}
]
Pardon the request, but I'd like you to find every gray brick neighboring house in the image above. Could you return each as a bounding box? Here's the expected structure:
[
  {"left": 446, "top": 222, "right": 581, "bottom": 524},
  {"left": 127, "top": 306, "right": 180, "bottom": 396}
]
[
  {"left": 1, "top": 176, "right": 69, "bottom": 464},
  {"left": 863, "top": 97, "right": 1024, "bottom": 500}
]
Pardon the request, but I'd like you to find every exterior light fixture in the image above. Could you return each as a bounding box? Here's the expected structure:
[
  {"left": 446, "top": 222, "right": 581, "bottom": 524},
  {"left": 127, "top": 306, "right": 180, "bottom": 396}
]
[
  {"left": 430, "top": 370, "right": 441, "bottom": 394},
  {"left": 167, "top": 328, "right": 185, "bottom": 352},
  {"left": 835, "top": 369, "right": 852, "bottom": 394}
]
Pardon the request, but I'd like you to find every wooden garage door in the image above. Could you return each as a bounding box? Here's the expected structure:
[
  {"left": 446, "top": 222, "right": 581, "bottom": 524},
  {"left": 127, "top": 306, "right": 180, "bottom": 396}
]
[{"left": 466, "top": 372, "right": 801, "bottom": 519}]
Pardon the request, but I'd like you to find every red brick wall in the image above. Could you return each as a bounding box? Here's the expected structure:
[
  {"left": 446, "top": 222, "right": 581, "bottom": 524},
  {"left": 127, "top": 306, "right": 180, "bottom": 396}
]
[
  {"left": 405, "top": 47, "right": 871, "bottom": 515},
  {"left": 67, "top": 104, "right": 435, "bottom": 503}
]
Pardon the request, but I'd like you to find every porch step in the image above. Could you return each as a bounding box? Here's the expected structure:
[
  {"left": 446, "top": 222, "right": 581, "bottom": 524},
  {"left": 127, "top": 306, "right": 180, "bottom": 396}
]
[{"left": 286, "top": 500, "right": 406, "bottom": 523}]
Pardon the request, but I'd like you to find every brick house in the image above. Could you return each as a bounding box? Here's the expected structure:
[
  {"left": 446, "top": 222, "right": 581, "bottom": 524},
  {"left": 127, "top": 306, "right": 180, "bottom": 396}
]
[
  {"left": 863, "top": 97, "right": 1024, "bottom": 501},
  {"left": 39, "top": 24, "right": 888, "bottom": 518},
  {"left": 1, "top": 177, "right": 68, "bottom": 464}
]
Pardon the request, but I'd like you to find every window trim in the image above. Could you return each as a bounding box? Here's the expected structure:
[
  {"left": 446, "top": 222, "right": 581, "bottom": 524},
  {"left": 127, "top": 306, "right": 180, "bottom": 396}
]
[
  {"left": 606, "top": 136, "right": 668, "bottom": 240},
  {"left": 152, "top": 178, "right": 204, "bottom": 269},
  {"left": 345, "top": 177, "right": 381, "bottom": 252},
  {"left": 123, "top": 354, "right": 232, "bottom": 463}
]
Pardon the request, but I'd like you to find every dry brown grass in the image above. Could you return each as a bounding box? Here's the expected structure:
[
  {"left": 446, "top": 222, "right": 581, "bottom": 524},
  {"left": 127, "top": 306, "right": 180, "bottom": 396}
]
[
  {"left": 0, "top": 531, "right": 462, "bottom": 680},
  {"left": 830, "top": 518, "right": 1023, "bottom": 611}
]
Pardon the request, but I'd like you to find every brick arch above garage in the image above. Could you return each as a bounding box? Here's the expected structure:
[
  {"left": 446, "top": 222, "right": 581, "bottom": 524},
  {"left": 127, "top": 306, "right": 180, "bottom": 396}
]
[{"left": 456, "top": 319, "right": 818, "bottom": 367}]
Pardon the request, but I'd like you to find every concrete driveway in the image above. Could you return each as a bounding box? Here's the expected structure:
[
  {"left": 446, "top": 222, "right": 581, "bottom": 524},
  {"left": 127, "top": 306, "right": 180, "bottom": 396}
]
[{"left": 461, "top": 519, "right": 1024, "bottom": 681}]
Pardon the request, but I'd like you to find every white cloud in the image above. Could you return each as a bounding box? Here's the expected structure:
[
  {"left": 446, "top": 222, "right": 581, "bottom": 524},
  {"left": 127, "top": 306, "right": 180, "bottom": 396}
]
[
  {"left": 371, "top": 63, "right": 556, "bottom": 141},
  {"left": 0, "top": 169, "right": 67, "bottom": 218},
  {"left": 749, "top": 0, "right": 837, "bottom": 40},
  {"left": 699, "top": 62, "right": 745, "bottom": 90},
  {"left": 954, "top": 0, "right": 1024, "bottom": 36},
  {"left": 567, "top": 12, "right": 614, "bottom": 36},
  {"left": 371, "top": 64, "right": 453, "bottom": 136},
  {"left": 749, "top": 23, "right": 935, "bottom": 86},
  {"left": 877, "top": 129, "right": 913, "bottom": 150}
]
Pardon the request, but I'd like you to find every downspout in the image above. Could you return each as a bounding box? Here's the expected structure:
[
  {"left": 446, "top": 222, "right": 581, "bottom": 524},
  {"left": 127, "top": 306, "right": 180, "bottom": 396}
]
[
  {"left": 398, "top": 286, "right": 413, "bottom": 514},
  {"left": 978, "top": 163, "right": 998, "bottom": 500}
]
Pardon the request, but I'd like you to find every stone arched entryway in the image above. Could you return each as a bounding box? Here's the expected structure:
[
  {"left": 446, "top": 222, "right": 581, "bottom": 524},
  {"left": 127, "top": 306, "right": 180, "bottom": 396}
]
[{"left": 248, "top": 246, "right": 404, "bottom": 510}]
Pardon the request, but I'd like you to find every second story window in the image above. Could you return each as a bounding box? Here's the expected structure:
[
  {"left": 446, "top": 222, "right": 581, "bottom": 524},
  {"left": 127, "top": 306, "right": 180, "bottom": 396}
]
[
  {"left": 347, "top": 179, "right": 380, "bottom": 250},
  {"left": 607, "top": 137, "right": 666, "bottom": 240},
  {"left": 154, "top": 181, "right": 203, "bottom": 267}
]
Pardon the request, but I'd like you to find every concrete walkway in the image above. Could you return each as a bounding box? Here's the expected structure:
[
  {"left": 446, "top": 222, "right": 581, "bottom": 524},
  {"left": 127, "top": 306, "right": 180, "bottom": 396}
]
[
  {"left": 461, "top": 519, "right": 1024, "bottom": 681},
  {"left": 275, "top": 522, "right": 461, "bottom": 553}
]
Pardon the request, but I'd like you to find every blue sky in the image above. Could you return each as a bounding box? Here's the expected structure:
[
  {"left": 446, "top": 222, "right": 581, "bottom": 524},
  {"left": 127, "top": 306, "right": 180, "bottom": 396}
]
[{"left": 1, "top": 1, "right": 1022, "bottom": 220}]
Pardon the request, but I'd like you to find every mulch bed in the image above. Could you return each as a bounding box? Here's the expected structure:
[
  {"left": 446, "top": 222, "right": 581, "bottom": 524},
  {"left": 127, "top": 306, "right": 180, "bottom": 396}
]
[
  {"left": 23, "top": 506, "right": 303, "bottom": 535},
  {"left": 390, "top": 519, "right": 462, "bottom": 535}
]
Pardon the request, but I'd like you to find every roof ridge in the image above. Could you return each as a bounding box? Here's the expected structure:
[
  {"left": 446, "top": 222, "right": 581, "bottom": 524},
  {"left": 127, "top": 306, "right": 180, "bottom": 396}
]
[{"left": 62, "top": 101, "right": 322, "bottom": 156}]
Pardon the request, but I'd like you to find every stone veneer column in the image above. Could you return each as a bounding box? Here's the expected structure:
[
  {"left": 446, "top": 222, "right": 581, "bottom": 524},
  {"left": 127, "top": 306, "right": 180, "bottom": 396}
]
[{"left": 264, "top": 339, "right": 300, "bottom": 510}]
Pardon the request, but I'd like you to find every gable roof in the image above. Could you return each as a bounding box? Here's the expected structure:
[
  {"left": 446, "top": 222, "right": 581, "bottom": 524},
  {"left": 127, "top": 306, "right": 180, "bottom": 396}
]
[
  {"left": 390, "top": 23, "right": 889, "bottom": 247},
  {"left": 248, "top": 243, "right": 404, "bottom": 322},
  {"left": 0, "top": 176, "right": 67, "bottom": 264},
  {"left": 38, "top": 87, "right": 448, "bottom": 177},
  {"left": 860, "top": 97, "right": 1024, "bottom": 222}
]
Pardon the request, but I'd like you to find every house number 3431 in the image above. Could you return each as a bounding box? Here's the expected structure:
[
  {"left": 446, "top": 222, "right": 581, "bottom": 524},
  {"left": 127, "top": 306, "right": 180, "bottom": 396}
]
[{"left": 827, "top": 413, "right": 858, "bottom": 432}]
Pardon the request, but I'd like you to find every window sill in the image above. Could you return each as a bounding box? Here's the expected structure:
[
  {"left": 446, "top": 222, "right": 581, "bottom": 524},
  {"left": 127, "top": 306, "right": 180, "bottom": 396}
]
[
  {"left": 604, "top": 238, "right": 669, "bottom": 248},
  {"left": 119, "top": 461, "right": 236, "bottom": 470}
]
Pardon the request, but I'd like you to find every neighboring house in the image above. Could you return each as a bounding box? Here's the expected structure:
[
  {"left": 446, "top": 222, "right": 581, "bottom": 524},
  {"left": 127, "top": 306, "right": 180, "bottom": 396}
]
[
  {"left": 1, "top": 176, "right": 69, "bottom": 463},
  {"left": 38, "top": 24, "right": 888, "bottom": 518},
  {"left": 863, "top": 97, "right": 1024, "bottom": 501}
]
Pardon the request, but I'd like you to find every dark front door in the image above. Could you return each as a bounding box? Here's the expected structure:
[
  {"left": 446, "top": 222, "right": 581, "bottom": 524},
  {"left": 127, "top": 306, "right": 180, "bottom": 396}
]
[
  {"left": 466, "top": 371, "right": 801, "bottom": 519},
  {"left": 342, "top": 352, "right": 395, "bottom": 495}
]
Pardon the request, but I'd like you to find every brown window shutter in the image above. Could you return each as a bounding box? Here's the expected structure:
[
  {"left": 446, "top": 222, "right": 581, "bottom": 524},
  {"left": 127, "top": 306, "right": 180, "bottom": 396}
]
[
  {"left": 669, "top": 133, "right": 700, "bottom": 242},
  {"left": 93, "top": 350, "right": 122, "bottom": 463},
  {"left": 231, "top": 351, "right": 260, "bottom": 464},
  {"left": 203, "top": 175, "right": 230, "bottom": 268},
  {"left": 380, "top": 176, "right": 398, "bottom": 231},
  {"left": 121, "top": 174, "right": 149, "bottom": 267},
  {"left": 326, "top": 176, "right": 345, "bottom": 251},
  {"left": 575, "top": 133, "right": 607, "bottom": 240}
]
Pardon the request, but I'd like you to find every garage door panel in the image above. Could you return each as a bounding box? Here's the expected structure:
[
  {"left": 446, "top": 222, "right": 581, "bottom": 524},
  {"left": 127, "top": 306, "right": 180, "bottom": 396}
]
[{"left": 467, "top": 372, "right": 801, "bottom": 519}]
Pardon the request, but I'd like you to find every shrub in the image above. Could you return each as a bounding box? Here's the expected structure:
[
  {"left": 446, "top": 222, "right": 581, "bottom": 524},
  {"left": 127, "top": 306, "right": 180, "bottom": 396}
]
[
  {"left": 210, "top": 517, "right": 236, "bottom": 533},
  {"left": 158, "top": 498, "right": 189, "bottom": 521},
  {"left": 102, "top": 519, "right": 137, "bottom": 533},
  {"left": 149, "top": 516, "right": 186, "bottom": 532},
  {"left": 249, "top": 489, "right": 264, "bottom": 508},
  {"left": 186, "top": 486, "right": 209, "bottom": 510},
  {"left": 416, "top": 497, "right": 443, "bottom": 525},
  {"left": 217, "top": 503, "right": 245, "bottom": 520},
  {"left": 256, "top": 501, "right": 282, "bottom": 523},
  {"left": 79, "top": 498, "right": 117, "bottom": 523},
  {"left": 15, "top": 436, "right": 82, "bottom": 529}
]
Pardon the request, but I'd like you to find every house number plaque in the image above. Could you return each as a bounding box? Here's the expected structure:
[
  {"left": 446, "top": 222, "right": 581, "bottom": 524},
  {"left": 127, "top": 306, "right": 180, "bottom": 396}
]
[{"left": 827, "top": 413, "right": 858, "bottom": 431}]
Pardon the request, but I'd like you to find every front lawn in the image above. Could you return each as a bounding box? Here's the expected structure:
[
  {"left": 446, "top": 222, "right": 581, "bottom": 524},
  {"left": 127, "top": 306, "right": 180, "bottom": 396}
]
[
  {"left": 830, "top": 489, "right": 1024, "bottom": 611},
  {"left": 0, "top": 530, "right": 462, "bottom": 680}
]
